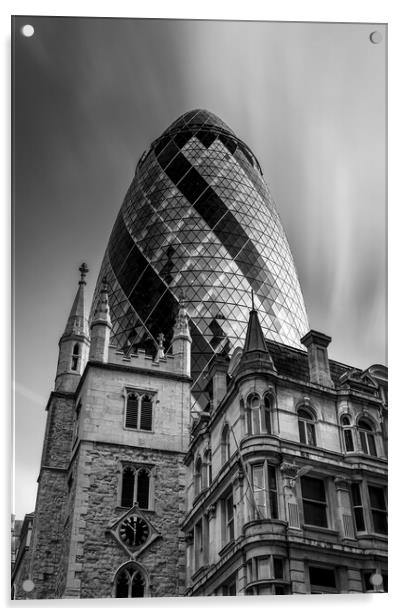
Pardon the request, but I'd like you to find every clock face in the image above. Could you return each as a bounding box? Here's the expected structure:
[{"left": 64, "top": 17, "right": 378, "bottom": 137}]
[{"left": 118, "top": 515, "right": 149, "bottom": 547}]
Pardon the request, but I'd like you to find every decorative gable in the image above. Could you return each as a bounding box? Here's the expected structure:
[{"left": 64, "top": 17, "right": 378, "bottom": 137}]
[{"left": 338, "top": 368, "right": 379, "bottom": 393}]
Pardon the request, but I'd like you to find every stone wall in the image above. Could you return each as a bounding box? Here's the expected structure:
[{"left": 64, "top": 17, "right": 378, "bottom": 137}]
[
  {"left": 65, "top": 441, "right": 186, "bottom": 598},
  {"left": 21, "top": 393, "right": 75, "bottom": 599}
]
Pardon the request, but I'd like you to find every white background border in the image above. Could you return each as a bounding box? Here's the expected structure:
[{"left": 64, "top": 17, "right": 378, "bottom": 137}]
[{"left": 3, "top": 0, "right": 402, "bottom": 614}]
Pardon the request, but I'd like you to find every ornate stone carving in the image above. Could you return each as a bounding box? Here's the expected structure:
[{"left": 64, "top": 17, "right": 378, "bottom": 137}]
[
  {"left": 207, "top": 504, "right": 216, "bottom": 520},
  {"left": 174, "top": 297, "right": 189, "bottom": 330},
  {"left": 185, "top": 530, "right": 194, "bottom": 545},
  {"left": 334, "top": 475, "right": 350, "bottom": 490},
  {"left": 155, "top": 333, "right": 165, "bottom": 359},
  {"left": 280, "top": 461, "right": 299, "bottom": 489}
]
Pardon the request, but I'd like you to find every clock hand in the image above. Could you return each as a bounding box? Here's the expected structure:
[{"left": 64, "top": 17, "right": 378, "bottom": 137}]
[{"left": 126, "top": 518, "right": 137, "bottom": 531}]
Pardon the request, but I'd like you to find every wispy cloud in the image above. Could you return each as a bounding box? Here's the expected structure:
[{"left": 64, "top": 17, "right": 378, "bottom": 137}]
[{"left": 13, "top": 382, "right": 47, "bottom": 407}]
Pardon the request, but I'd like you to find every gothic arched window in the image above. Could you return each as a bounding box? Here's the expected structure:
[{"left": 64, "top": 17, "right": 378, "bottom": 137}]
[
  {"left": 358, "top": 418, "right": 377, "bottom": 456},
  {"left": 121, "top": 467, "right": 135, "bottom": 508},
  {"left": 263, "top": 394, "right": 272, "bottom": 434},
  {"left": 71, "top": 343, "right": 80, "bottom": 371},
  {"left": 195, "top": 456, "right": 202, "bottom": 496},
  {"left": 297, "top": 408, "right": 316, "bottom": 446},
  {"left": 340, "top": 414, "right": 354, "bottom": 452},
  {"left": 246, "top": 394, "right": 261, "bottom": 435},
  {"left": 137, "top": 468, "right": 150, "bottom": 509},
  {"left": 125, "top": 393, "right": 139, "bottom": 429},
  {"left": 125, "top": 391, "right": 154, "bottom": 432},
  {"left": 221, "top": 425, "right": 231, "bottom": 465},
  {"left": 203, "top": 449, "right": 212, "bottom": 489},
  {"left": 120, "top": 466, "right": 151, "bottom": 510},
  {"left": 114, "top": 562, "right": 147, "bottom": 598},
  {"left": 140, "top": 395, "right": 153, "bottom": 431}
]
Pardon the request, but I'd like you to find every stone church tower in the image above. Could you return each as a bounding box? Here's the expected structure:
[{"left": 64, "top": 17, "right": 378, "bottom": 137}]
[{"left": 17, "top": 264, "right": 191, "bottom": 599}]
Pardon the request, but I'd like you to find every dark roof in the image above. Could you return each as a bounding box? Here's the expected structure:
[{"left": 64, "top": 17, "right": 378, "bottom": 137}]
[
  {"left": 266, "top": 340, "right": 358, "bottom": 387},
  {"left": 243, "top": 309, "right": 269, "bottom": 354}
]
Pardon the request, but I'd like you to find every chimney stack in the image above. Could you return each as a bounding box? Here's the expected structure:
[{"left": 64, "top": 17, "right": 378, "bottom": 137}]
[{"left": 301, "top": 330, "right": 334, "bottom": 388}]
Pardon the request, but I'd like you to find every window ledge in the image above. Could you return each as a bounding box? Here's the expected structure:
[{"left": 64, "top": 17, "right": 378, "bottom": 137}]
[
  {"left": 356, "top": 532, "right": 388, "bottom": 539},
  {"left": 243, "top": 518, "right": 288, "bottom": 536},
  {"left": 218, "top": 540, "right": 235, "bottom": 559},
  {"left": 123, "top": 427, "right": 154, "bottom": 434},
  {"left": 245, "top": 579, "right": 288, "bottom": 591},
  {"left": 191, "top": 565, "right": 209, "bottom": 581},
  {"left": 115, "top": 506, "right": 155, "bottom": 514},
  {"left": 343, "top": 452, "right": 385, "bottom": 462},
  {"left": 193, "top": 488, "right": 209, "bottom": 507},
  {"left": 302, "top": 525, "right": 339, "bottom": 536}
]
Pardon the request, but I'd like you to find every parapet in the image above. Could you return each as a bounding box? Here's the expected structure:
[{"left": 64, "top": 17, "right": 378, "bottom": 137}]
[{"left": 107, "top": 346, "right": 180, "bottom": 375}]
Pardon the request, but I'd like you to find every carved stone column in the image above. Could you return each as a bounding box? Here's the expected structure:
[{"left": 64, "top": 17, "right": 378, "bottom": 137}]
[
  {"left": 184, "top": 530, "right": 194, "bottom": 586},
  {"left": 280, "top": 461, "right": 300, "bottom": 529},
  {"left": 334, "top": 476, "right": 355, "bottom": 539}
]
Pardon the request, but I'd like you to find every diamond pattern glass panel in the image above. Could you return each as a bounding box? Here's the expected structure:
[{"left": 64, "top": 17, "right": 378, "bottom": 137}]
[{"left": 91, "top": 109, "right": 309, "bottom": 406}]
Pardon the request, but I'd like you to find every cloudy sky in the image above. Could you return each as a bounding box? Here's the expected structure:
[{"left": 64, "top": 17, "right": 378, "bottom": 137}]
[{"left": 12, "top": 17, "right": 386, "bottom": 518}]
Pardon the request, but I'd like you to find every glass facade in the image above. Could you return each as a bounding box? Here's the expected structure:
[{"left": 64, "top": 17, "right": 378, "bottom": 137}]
[{"left": 91, "top": 109, "right": 309, "bottom": 406}]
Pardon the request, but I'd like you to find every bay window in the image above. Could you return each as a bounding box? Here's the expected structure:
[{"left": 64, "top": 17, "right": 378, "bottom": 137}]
[{"left": 251, "top": 462, "right": 278, "bottom": 519}]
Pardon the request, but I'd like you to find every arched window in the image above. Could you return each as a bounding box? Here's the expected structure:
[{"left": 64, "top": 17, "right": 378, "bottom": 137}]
[
  {"left": 125, "top": 392, "right": 154, "bottom": 432},
  {"left": 125, "top": 393, "right": 139, "bottom": 429},
  {"left": 203, "top": 449, "right": 212, "bottom": 489},
  {"left": 246, "top": 394, "right": 273, "bottom": 435},
  {"left": 297, "top": 409, "right": 316, "bottom": 446},
  {"left": 221, "top": 425, "right": 231, "bottom": 465},
  {"left": 340, "top": 415, "right": 354, "bottom": 452},
  {"left": 120, "top": 466, "right": 151, "bottom": 510},
  {"left": 121, "top": 467, "right": 135, "bottom": 507},
  {"left": 71, "top": 343, "right": 80, "bottom": 371},
  {"left": 358, "top": 418, "right": 377, "bottom": 456},
  {"left": 244, "top": 398, "right": 251, "bottom": 435},
  {"left": 114, "top": 562, "right": 147, "bottom": 598},
  {"left": 246, "top": 394, "right": 261, "bottom": 434},
  {"left": 195, "top": 456, "right": 202, "bottom": 496},
  {"left": 137, "top": 469, "right": 150, "bottom": 509},
  {"left": 140, "top": 395, "right": 153, "bottom": 431},
  {"left": 263, "top": 394, "right": 272, "bottom": 434}
]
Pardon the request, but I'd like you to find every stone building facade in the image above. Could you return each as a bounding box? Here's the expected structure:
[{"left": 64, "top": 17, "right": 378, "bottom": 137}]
[{"left": 182, "top": 310, "right": 388, "bottom": 596}]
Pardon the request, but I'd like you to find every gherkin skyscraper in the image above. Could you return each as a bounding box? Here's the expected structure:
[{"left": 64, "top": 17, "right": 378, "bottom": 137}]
[{"left": 92, "top": 109, "right": 309, "bottom": 405}]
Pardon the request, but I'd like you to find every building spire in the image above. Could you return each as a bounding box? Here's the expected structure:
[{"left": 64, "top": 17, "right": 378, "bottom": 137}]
[
  {"left": 79, "top": 262, "right": 89, "bottom": 284},
  {"left": 243, "top": 298, "right": 268, "bottom": 355},
  {"left": 55, "top": 263, "right": 91, "bottom": 391},
  {"left": 61, "top": 263, "right": 90, "bottom": 341},
  {"left": 235, "top": 300, "right": 276, "bottom": 379},
  {"left": 89, "top": 276, "right": 112, "bottom": 363},
  {"left": 91, "top": 277, "right": 111, "bottom": 327},
  {"left": 171, "top": 295, "right": 192, "bottom": 376}
]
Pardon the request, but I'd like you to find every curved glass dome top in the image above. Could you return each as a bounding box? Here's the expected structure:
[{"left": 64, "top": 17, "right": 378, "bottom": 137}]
[
  {"left": 92, "top": 109, "right": 309, "bottom": 403},
  {"left": 162, "top": 109, "right": 236, "bottom": 138},
  {"left": 158, "top": 109, "right": 262, "bottom": 172}
]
